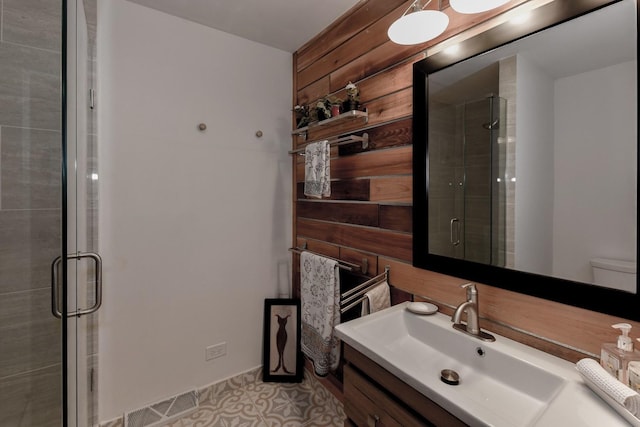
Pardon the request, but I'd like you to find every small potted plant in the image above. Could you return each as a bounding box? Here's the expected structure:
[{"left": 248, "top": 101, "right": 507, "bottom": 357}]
[
  {"left": 343, "top": 81, "right": 360, "bottom": 111},
  {"left": 293, "top": 104, "right": 310, "bottom": 128},
  {"left": 315, "top": 98, "right": 331, "bottom": 121}
]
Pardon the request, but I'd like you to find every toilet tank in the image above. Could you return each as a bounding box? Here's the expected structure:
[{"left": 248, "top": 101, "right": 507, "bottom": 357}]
[{"left": 590, "top": 258, "right": 637, "bottom": 293}]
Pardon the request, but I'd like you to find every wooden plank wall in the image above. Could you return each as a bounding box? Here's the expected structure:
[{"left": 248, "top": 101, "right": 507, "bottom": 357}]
[{"left": 292, "top": 0, "right": 640, "bottom": 368}]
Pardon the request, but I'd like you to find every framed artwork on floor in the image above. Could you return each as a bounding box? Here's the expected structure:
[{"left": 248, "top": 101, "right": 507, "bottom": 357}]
[{"left": 263, "top": 298, "right": 303, "bottom": 383}]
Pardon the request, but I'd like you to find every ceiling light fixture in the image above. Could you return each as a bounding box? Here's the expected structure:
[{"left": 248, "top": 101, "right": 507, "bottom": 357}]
[
  {"left": 449, "top": 0, "right": 511, "bottom": 14},
  {"left": 387, "top": 0, "right": 449, "bottom": 45}
]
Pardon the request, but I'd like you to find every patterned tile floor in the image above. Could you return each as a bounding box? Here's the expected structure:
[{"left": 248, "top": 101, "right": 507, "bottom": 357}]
[{"left": 166, "top": 370, "right": 345, "bottom": 427}]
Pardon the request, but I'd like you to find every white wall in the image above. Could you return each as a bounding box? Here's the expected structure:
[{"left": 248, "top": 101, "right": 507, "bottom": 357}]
[
  {"left": 552, "top": 60, "right": 637, "bottom": 283},
  {"left": 97, "top": 0, "right": 292, "bottom": 421},
  {"left": 515, "top": 55, "right": 555, "bottom": 275}
]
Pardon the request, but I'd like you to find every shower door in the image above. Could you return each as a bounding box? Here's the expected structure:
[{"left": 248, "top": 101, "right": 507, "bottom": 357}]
[
  {"left": 64, "top": 0, "right": 100, "bottom": 426},
  {"left": 428, "top": 95, "right": 506, "bottom": 266},
  {"left": 0, "top": 0, "right": 98, "bottom": 425}
]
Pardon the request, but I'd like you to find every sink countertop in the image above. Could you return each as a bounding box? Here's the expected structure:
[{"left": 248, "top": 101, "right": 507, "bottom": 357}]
[{"left": 335, "top": 302, "right": 632, "bottom": 427}]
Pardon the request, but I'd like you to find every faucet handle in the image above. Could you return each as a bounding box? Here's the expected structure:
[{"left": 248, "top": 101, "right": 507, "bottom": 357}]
[{"left": 461, "top": 283, "right": 477, "bottom": 301}]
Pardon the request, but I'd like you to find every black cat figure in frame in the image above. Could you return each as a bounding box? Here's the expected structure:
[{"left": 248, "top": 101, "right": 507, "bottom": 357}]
[
  {"left": 263, "top": 299, "right": 302, "bottom": 383},
  {"left": 271, "top": 314, "right": 292, "bottom": 374}
]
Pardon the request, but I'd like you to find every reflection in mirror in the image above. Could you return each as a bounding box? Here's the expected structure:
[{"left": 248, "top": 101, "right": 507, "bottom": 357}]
[
  {"left": 413, "top": 0, "right": 639, "bottom": 320},
  {"left": 424, "top": 0, "right": 637, "bottom": 291},
  {"left": 429, "top": 87, "right": 508, "bottom": 267}
]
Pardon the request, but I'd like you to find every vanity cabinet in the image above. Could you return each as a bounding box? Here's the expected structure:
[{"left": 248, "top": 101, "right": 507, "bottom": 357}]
[{"left": 343, "top": 344, "right": 467, "bottom": 427}]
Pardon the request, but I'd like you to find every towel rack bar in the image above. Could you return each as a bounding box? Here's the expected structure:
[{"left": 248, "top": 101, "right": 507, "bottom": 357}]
[
  {"left": 288, "top": 247, "right": 358, "bottom": 271},
  {"left": 341, "top": 267, "right": 389, "bottom": 300},
  {"left": 340, "top": 295, "right": 368, "bottom": 314},
  {"left": 340, "top": 278, "right": 387, "bottom": 307},
  {"left": 288, "top": 133, "right": 369, "bottom": 155}
]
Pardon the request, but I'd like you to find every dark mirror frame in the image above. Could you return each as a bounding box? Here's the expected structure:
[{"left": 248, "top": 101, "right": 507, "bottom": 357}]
[{"left": 413, "top": 0, "right": 639, "bottom": 320}]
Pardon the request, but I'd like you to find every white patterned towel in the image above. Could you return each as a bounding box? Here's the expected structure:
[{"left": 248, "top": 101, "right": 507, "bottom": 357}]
[
  {"left": 300, "top": 251, "right": 340, "bottom": 376},
  {"left": 577, "top": 358, "right": 640, "bottom": 416},
  {"left": 303, "top": 140, "right": 330, "bottom": 198}
]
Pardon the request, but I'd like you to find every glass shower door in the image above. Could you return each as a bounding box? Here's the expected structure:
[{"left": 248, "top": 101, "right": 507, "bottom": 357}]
[
  {"left": 0, "top": 0, "right": 65, "bottom": 425},
  {"left": 0, "top": 0, "right": 97, "bottom": 424},
  {"left": 64, "top": 0, "right": 100, "bottom": 425}
]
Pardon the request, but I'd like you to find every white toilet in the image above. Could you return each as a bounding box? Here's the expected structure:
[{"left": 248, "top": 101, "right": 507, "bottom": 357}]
[{"left": 590, "top": 258, "right": 637, "bottom": 293}]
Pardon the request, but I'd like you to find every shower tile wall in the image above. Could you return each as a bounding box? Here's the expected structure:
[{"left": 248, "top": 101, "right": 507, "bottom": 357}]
[
  {"left": 428, "top": 100, "right": 461, "bottom": 259},
  {"left": 463, "top": 99, "right": 493, "bottom": 265},
  {"left": 0, "top": 0, "right": 63, "bottom": 426}
]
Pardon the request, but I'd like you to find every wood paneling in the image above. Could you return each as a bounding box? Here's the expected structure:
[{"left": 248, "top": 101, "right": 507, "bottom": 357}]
[
  {"left": 379, "top": 205, "right": 412, "bottom": 232},
  {"left": 296, "top": 237, "right": 340, "bottom": 258},
  {"left": 297, "top": 218, "right": 412, "bottom": 261},
  {"left": 305, "top": 115, "right": 370, "bottom": 142},
  {"left": 339, "top": 119, "right": 412, "bottom": 155},
  {"left": 292, "top": 0, "right": 634, "bottom": 370},
  {"left": 297, "top": 179, "right": 370, "bottom": 201},
  {"left": 340, "top": 247, "right": 378, "bottom": 277},
  {"left": 296, "top": 0, "right": 407, "bottom": 73},
  {"left": 296, "top": 146, "right": 412, "bottom": 182},
  {"left": 296, "top": 76, "right": 330, "bottom": 106},
  {"left": 369, "top": 176, "right": 412, "bottom": 203},
  {"left": 355, "top": 60, "right": 414, "bottom": 104},
  {"left": 297, "top": 201, "right": 378, "bottom": 227},
  {"left": 364, "top": 87, "right": 413, "bottom": 126},
  {"left": 333, "top": 146, "right": 412, "bottom": 180},
  {"left": 298, "top": 1, "right": 414, "bottom": 91}
]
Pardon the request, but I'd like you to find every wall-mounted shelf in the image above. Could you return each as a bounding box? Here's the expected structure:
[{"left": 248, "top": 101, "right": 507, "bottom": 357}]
[{"left": 292, "top": 110, "right": 368, "bottom": 139}]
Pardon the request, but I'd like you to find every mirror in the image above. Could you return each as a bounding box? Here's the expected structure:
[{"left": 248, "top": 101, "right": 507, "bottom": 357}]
[{"left": 413, "top": 0, "right": 639, "bottom": 320}]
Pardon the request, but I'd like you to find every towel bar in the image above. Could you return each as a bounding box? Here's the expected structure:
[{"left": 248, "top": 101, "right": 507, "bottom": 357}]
[
  {"left": 341, "top": 267, "right": 389, "bottom": 300},
  {"left": 340, "top": 267, "right": 390, "bottom": 314},
  {"left": 288, "top": 133, "right": 369, "bottom": 155},
  {"left": 288, "top": 243, "right": 368, "bottom": 274},
  {"left": 340, "top": 296, "right": 369, "bottom": 314}
]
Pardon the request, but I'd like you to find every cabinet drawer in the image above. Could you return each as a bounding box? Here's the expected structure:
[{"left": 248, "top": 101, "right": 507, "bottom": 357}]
[
  {"left": 344, "top": 365, "right": 427, "bottom": 426},
  {"left": 343, "top": 345, "right": 467, "bottom": 427}
]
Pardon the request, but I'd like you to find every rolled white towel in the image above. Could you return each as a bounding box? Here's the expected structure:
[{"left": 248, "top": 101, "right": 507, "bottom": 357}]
[{"left": 577, "top": 358, "right": 640, "bottom": 416}]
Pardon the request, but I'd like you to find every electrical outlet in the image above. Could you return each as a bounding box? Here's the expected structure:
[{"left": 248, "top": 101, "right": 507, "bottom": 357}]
[{"left": 205, "top": 342, "right": 226, "bottom": 361}]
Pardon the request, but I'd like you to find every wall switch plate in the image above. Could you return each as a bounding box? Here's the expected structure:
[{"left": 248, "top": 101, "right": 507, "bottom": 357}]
[{"left": 205, "top": 342, "right": 226, "bottom": 361}]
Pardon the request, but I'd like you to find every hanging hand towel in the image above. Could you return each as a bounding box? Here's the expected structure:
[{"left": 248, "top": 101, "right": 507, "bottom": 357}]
[
  {"left": 300, "top": 251, "right": 340, "bottom": 376},
  {"left": 577, "top": 358, "right": 640, "bottom": 417},
  {"left": 361, "top": 281, "right": 391, "bottom": 316},
  {"left": 304, "top": 140, "right": 331, "bottom": 198}
]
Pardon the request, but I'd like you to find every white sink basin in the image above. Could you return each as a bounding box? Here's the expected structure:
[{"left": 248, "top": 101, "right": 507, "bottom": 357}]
[{"left": 335, "top": 302, "right": 629, "bottom": 426}]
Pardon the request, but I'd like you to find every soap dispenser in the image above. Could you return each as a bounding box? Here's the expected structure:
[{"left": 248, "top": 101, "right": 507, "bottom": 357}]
[{"left": 600, "top": 323, "right": 640, "bottom": 384}]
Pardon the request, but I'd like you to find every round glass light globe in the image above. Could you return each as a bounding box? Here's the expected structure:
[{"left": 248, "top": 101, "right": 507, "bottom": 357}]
[
  {"left": 449, "top": 0, "right": 511, "bottom": 14},
  {"left": 387, "top": 10, "right": 449, "bottom": 45}
]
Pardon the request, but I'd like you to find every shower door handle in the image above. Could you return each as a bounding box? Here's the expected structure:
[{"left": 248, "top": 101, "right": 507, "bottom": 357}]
[
  {"left": 51, "top": 252, "right": 103, "bottom": 318},
  {"left": 450, "top": 218, "right": 461, "bottom": 246}
]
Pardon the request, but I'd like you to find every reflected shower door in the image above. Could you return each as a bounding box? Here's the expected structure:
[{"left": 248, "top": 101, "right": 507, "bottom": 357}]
[
  {"left": 462, "top": 95, "right": 506, "bottom": 265},
  {"left": 428, "top": 95, "right": 506, "bottom": 266}
]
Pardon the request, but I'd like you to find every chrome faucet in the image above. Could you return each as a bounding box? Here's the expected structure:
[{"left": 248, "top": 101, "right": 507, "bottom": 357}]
[{"left": 451, "top": 283, "right": 495, "bottom": 342}]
